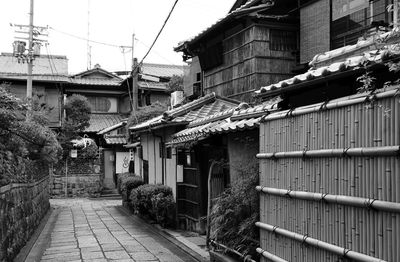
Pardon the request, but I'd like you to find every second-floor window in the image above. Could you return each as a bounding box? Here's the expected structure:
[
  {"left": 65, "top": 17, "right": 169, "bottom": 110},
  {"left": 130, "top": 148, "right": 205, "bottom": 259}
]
[
  {"left": 331, "top": 0, "right": 393, "bottom": 49},
  {"left": 87, "top": 97, "right": 118, "bottom": 113}
]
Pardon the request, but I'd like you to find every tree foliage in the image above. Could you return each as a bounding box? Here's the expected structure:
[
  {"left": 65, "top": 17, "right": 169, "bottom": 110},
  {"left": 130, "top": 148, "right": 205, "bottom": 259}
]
[
  {"left": 0, "top": 84, "right": 61, "bottom": 185},
  {"left": 210, "top": 159, "right": 260, "bottom": 258},
  {"left": 127, "top": 101, "right": 168, "bottom": 128},
  {"left": 167, "top": 74, "right": 184, "bottom": 92},
  {"left": 63, "top": 94, "right": 91, "bottom": 133}
]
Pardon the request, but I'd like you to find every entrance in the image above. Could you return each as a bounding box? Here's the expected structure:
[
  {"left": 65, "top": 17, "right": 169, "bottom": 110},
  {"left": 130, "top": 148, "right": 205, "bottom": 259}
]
[{"left": 103, "top": 149, "right": 116, "bottom": 189}]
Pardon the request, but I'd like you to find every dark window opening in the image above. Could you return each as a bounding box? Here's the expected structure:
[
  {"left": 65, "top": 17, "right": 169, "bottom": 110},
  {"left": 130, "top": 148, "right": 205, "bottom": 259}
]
[{"left": 270, "top": 30, "right": 297, "bottom": 51}]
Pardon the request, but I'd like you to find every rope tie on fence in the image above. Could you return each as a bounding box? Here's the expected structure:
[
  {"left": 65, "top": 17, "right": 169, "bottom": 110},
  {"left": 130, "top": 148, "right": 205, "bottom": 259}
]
[
  {"left": 394, "top": 88, "right": 400, "bottom": 97},
  {"left": 271, "top": 152, "right": 277, "bottom": 161},
  {"left": 321, "top": 193, "right": 329, "bottom": 202},
  {"left": 319, "top": 100, "right": 329, "bottom": 111},
  {"left": 285, "top": 189, "right": 292, "bottom": 198},
  {"left": 343, "top": 248, "right": 351, "bottom": 257},
  {"left": 302, "top": 234, "right": 309, "bottom": 244},
  {"left": 285, "top": 108, "right": 294, "bottom": 118},
  {"left": 302, "top": 148, "right": 308, "bottom": 159},
  {"left": 365, "top": 198, "right": 376, "bottom": 210},
  {"left": 342, "top": 147, "right": 351, "bottom": 158},
  {"left": 272, "top": 225, "right": 279, "bottom": 234},
  {"left": 366, "top": 92, "right": 378, "bottom": 104}
]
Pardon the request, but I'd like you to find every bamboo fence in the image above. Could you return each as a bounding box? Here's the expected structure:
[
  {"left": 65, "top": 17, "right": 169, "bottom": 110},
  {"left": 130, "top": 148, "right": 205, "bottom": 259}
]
[{"left": 257, "top": 87, "right": 400, "bottom": 261}]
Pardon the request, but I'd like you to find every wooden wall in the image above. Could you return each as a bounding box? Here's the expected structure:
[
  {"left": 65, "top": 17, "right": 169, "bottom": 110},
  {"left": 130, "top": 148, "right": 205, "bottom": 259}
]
[
  {"left": 258, "top": 91, "right": 400, "bottom": 261},
  {"left": 203, "top": 24, "right": 297, "bottom": 102}
]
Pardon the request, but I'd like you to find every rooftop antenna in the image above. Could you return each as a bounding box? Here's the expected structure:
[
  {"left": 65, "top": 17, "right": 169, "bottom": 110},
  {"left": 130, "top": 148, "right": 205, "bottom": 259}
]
[{"left": 87, "top": 0, "right": 91, "bottom": 70}]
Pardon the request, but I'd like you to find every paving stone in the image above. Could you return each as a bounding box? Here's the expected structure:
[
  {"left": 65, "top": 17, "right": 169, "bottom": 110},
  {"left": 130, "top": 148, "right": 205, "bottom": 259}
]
[
  {"left": 129, "top": 252, "right": 157, "bottom": 261},
  {"left": 81, "top": 251, "right": 105, "bottom": 260},
  {"left": 104, "top": 251, "right": 131, "bottom": 260}
]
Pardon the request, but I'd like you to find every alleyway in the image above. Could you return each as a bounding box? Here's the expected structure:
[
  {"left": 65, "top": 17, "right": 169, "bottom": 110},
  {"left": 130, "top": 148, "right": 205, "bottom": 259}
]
[{"left": 26, "top": 199, "right": 202, "bottom": 262}]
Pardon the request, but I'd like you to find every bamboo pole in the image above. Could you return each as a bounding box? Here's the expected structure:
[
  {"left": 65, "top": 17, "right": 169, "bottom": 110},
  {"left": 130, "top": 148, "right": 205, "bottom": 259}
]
[
  {"left": 256, "top": 247, "right": 288, "bottom": 262},
  {"left": 256, "top": 186, "right": 400, "bottom": 213},
  {"left": 256, "top": 145, "right": 400, "bottom": 159},
  {"left": 256, "top": 222, "right": 386, "bottom": 262}
]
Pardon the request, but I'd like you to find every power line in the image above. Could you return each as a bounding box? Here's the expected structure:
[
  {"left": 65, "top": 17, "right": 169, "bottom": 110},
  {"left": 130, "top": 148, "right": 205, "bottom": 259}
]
[
  {"left": 49, "top": 26, "right": 131, "bottom": 49},
  {"left": 137, "top": 0, "right": 179, "bottom": 66}
]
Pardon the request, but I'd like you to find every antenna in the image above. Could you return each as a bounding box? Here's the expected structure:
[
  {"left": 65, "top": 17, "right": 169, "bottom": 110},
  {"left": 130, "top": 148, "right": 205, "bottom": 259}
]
[{"left": 87, "top": 0, "right": 91, "bottom": 70}]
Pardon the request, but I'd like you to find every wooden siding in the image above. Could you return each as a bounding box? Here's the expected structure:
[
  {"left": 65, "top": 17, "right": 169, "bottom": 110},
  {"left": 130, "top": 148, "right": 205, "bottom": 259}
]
[
  {"left": 258, "top": 94, "right": 400, "bottom": 261},
  {"left": 204, "top": 24, "right": 297, "bottom": 102}
]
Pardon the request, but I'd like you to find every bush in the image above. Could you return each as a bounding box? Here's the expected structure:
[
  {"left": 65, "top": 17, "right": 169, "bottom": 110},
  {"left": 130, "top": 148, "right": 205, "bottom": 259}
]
[
  {"left": 130, "top": 184, "right": 175, "bottom": 227},
  {"left": 210, "top": 159, "right": 259, "bottom": 259},
  {"left": 118, "top": 173, "right": 144, "bottom": 203},
  {"left": 117, "top": 172, "right": 131, "bottom": 193}
]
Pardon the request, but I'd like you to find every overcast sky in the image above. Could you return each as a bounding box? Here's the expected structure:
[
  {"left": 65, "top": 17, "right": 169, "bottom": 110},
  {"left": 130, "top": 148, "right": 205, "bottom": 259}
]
[{"left": 0, "top": 0, "right": 235, "bottom": 74}]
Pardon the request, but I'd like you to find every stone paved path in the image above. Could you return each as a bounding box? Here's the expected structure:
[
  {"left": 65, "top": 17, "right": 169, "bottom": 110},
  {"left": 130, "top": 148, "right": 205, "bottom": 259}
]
[{"left": 33, "top": 199, "right": 197, "bottom": 262}]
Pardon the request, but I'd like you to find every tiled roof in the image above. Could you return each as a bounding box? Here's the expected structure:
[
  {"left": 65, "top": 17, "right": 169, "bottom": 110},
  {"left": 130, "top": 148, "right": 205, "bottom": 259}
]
[
  {"left": 138, "top": 81, "right": 169, "bottom": 91},
  {"left": 0, "top": 53, "right": 68, "bottom": 75},
  {"left": 129, "top": 93, "right": 240, "bottom": 132},
  {"left": 141, "top": 63, "right": 185, "bottom": 78},
  {"left": 255, "top": 46, "right": 400, "bottom": 98},
  {"left": 175, "top": 0, "right": 273, "bottom": 51},
  {"left": 69, "top": 78, "right": 121, "bottom": 86},
  {"left": 97, "top": 121, "right": 127, "bottom": 135},
  {"left": 167, "top": 101, "right": 280, "bottom": 146},
  {"left": 309, "top": 28, "right": 400, "bottom": 68},
  {"left": 0, "top": 73, "right": 68, "bottom": 82},
  {"left": 104, "top": 134, "right": 127, "bottom": 145},
  {"left": 85, "top": 113, "right": 126, "bottom": 133}
]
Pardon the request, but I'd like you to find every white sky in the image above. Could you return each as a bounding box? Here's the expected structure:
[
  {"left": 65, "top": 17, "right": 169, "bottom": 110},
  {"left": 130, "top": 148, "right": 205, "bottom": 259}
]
[{"left": 0, "top": 0, "right": 235, "bottom": 74}]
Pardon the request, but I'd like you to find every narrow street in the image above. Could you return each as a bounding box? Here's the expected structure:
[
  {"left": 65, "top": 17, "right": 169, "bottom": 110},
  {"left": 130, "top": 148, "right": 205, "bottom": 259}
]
[{"left": 26, "top": 199, "right": 201, "bottom": 262}]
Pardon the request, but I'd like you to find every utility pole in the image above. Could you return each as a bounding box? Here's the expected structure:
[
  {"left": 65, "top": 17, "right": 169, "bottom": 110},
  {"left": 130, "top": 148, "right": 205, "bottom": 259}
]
[
  {"left": 131, "top": 33, "right": 139, "bottom": 111},
  {"left": 27, "top": 0, "right": 34, "bottom": 100},
  {"left": 132, "top": 58, "right": 139, "bottom": 111}
]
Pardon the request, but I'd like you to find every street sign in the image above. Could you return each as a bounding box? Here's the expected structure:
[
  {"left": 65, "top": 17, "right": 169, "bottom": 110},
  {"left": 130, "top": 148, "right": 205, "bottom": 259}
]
[{"left": 70, "top": 149, "right": 77, "bottom": 158}]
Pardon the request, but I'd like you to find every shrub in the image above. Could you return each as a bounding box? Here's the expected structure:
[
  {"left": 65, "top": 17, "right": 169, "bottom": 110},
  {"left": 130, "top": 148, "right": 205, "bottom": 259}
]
[
  {"left": 118, "top": 173, "right": 143, "bottom": 203},
  {"left": 117, "top": 172, "right": 131, "bottom": 193},
  {"left": 130, "top": 184, "right": 175, "bottom": 227},
  {"left": 210, "top": 159, "right": 259, "bottom": 259},
  {"left": 151, "top": 193, "right": 176, "bottom": 228}
]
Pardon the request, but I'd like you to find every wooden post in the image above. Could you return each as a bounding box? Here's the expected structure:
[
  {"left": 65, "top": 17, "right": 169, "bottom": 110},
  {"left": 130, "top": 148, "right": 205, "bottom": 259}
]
[
  {"left": 132, "top": 58, "right": 139, "bottom": 111},
  {"left": 27, "top": 0, "right": 34, "bottom": 100}
]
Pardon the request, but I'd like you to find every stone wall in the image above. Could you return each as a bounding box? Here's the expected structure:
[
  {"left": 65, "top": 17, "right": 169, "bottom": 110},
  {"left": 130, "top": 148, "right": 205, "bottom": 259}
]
[
  {"left": 50, "top": 156, "right": 103, "bottom": 197},
  {"left": 50, "top": 174, "right": 102, "bottom": 197},
  {"left": 0, "top": 177, "right": 50, "bottom": 261}
]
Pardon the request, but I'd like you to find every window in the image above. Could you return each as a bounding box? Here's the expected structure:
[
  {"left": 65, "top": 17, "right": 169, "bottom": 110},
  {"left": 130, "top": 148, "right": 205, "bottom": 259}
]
[
  {"left": 331, "top": 0, "right": 392, "bottom": 49},
  {"left": 86, "top": 97, "right": 117, "bottom": 112},
  {"left": 270, "top": 30, "right": 297, "bottom": 51}
]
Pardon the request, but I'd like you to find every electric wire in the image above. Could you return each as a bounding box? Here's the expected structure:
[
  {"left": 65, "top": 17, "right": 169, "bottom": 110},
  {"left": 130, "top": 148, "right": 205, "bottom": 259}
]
[{"left": 136, "top": 0, "right": 179, "bottom": 67}]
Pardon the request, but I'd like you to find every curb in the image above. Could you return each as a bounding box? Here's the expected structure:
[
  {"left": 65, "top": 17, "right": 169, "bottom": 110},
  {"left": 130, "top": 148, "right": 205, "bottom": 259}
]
[{"left": 118, "top": 206, "right": 209, "bottom": 262}]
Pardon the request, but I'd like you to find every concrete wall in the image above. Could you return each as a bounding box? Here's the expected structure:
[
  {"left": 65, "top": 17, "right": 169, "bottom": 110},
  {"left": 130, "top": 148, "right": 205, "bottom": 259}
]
[
  {"left": 0, "top": 177, "right": 50, "bottom": 261},
  {"left": 227, "top": 130, "right": 259, "bottom": 183},
  {"left": 300, "top": 0, "right": 330, "bottom": 64}
]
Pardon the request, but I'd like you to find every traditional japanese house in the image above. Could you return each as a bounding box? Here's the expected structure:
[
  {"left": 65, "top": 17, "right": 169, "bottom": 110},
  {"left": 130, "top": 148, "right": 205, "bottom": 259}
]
[
  {"left": 174, "top": 0, "right": 299, "bottom": 102},
  {"left": 128, "top": 93, "right": 240, "bottom": 231},
  {"left": 0, "top": 52, "right": 68, "bottom": 128}
]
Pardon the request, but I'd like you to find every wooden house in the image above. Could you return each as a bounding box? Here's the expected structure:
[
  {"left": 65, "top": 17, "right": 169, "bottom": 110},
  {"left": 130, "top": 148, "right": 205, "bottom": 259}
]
[
  {"left": 174, "top": 0, "right": 299, "bottom": 102},
  {"left": 0, "top": 52, "right": 68, "bottom": 128},
  {"left": 119, "top": 63, "right": 185, "bottom": 107},
  {"left": 128, "top": 93, "right": 240, "bottom": 232}
]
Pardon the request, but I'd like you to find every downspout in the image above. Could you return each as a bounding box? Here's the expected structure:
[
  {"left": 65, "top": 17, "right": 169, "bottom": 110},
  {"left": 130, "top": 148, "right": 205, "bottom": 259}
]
[{"left": 152, "top": 132, "right": 165, "bottom": 185}]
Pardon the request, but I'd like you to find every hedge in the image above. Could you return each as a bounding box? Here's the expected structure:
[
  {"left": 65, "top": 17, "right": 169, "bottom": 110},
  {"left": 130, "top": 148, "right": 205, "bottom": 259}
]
[
  {"left": 129, "top": 184, "right": 176, "bottom": 227},
  {"left": 117, "top": 173, "right": 144, "bottom": 205}
]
